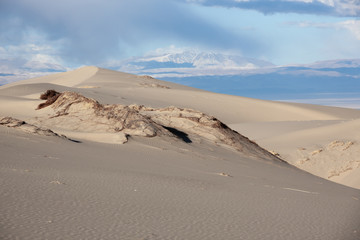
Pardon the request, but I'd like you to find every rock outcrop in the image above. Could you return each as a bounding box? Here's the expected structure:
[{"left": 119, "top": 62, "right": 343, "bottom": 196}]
[
  {"left": 295, "top": 140, "right": 359, "bottom": 179},
  {"left": 37, "top": 91, "right": 171, "bottom": 139},
  {"left": 0, "top": 116, "right": 68, "bottom": 139},
  {"left": 134, "top": 105, "right": 275, "bottom": 157},
  {"left": 35, "top": 90, "right": 281, "bottom": 160},
  {"left": 37, "top": 90, "right": 61, "bottom": 109}
]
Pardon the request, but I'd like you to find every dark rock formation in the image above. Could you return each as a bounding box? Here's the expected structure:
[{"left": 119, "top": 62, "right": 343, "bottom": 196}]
[{"left": 37, "top": 90, "right": 61, "bottom": 109}]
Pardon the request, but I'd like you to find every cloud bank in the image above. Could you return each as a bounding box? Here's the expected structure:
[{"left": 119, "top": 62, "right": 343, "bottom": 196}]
[
  {"left": 286, "top": 19, "right": 360, "bottom": 40},
  {"left": 0, "top": 0, "right": 258, "bottom": 64},
  {"left": 184, "top": 0, "right": 360, "bottom": 17}
]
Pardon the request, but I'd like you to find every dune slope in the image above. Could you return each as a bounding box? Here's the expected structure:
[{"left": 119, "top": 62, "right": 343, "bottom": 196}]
[{"left": 0, "top": 67, "right": 359, "bottom": 240}]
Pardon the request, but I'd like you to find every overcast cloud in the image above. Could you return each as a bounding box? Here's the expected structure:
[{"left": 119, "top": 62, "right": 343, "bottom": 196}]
[
  {"left": 183, "top": 0, "right": 360, "bottom": 17},
  {"left": 0, "top": 0, "right": 259, "bottom": 65},
  {"left": 0, "top": 0, "right": 359, "bottom": 73}
]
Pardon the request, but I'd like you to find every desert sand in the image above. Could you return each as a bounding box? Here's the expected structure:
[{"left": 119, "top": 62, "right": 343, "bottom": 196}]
[{"left": 1, "top": 66, "right": 359, "bottom": 239}]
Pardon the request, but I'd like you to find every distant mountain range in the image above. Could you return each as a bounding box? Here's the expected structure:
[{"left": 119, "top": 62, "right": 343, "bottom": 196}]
[
  {"left": 110, "top": 50, "right": 360, "bottom": 108},
  {"left": 1, "top": 50, "right": 359, "bottom": 108},
  {"left": 117, "top": 50, "right": 275, "bottom": 78},
  {"left": 116, "top": 50, "right": 360, "bottom": 78}
]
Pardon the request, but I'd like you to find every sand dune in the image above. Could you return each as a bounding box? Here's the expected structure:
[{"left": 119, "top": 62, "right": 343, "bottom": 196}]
[
  {"left": 246, "top": 118, "right": 360, "bottom": 189},
  {"left": 0, "top": 67, "right": 359, "bottom": 239}
]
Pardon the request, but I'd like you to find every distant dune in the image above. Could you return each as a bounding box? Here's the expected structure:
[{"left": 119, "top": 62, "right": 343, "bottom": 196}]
[{"left": 0, "top": 66, "right": 359, "bottom": 240}]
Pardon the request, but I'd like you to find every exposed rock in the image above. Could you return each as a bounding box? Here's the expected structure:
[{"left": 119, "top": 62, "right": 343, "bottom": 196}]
[
  {"left": 41, "top": 91, "right": 170, "bottom": 139},
  {"left": 311, "top": 149, "right": 323, "bottom": 156},
  {"left": 139, "top": 75, "right": 155, "bottom": 80},
  {"left": 137, "top": 75, "right": 171, "bottom": 89},
  {"left": 327, "top": 140, "right": 354, "bottom": 151},
  {"left": 139, "top": 82, "right": 170, "bottom": 89},
  {"left": 37, "top": 90, "right": 61, "bottom": 110},
  {"left": 294, "top": 140, "right": 359, "bottom": 179},
  {"left": 35, "top": 90, "right": 282, "bottom": 160},
  {"left": 40, "top": 89, "right": 60, "bottom": 100},
  {"left": 0, "top": 116, "right": 69, "bottom": 139},
  {"left": 269, "top": 150, "right": 280, "bottom": 157},
  {"left": 136, "top": 106, "right": 278, "bottom": 158}
]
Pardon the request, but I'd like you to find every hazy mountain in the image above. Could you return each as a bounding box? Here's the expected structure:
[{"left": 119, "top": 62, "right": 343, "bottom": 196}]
[
  {"left": 279, "top": 59, "right": 360, "bottom": 77},
  {"left": 116, "top": 50, "right": 275, "bottom": 77},
  {"left": 154, "top": 58, "right": 360, "bottom": 108},
  {"left": 1, "top": 49, "right": 359, "bottom": 108},
  {"left": 303, "top": 59, "right": 360, "bottom": 69},
  {"left": 115, "top": 50, "right": 359, "bottom": 81}
]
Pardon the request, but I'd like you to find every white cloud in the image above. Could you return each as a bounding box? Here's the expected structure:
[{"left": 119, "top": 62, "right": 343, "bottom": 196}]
[
  {"left": 290, "top": 19, "right": 360, "bottom": 40},
  {"left": 338, "top": 20, "right": 360, "bottom": 40},
  {"left": 318, "top": 0, "right": 335, "bottom": 7},
  {"left": 284, "top": 0, "right": 314, "bottom": 3},
  {"left": 279, "top": 0, "right": 359, "bottom": 15},
  {"left": 334, "top": 0, "right": 360, "bottom": 16},
  {"left": 187, "top": 0, "right": 359, "bottom": 16},
  {"left": 0, "top": 28, "right": 69, "bottom": 84},
  {"left": 1, "top": 0, "right": 255, "bottom": 64},
  {"left": 145, "top": 45, "right": 197, "bottom": 56},
  {"left": 23, "top": 54, "right": 65, "bottom": 70},
  {"left": 186, "top": 0, "right": 206, "bottom": 2}
]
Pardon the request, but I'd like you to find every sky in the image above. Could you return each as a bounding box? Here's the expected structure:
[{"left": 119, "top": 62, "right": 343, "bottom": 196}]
[{"left": 0, "top": 0, "right": 360, "bottom": 71}]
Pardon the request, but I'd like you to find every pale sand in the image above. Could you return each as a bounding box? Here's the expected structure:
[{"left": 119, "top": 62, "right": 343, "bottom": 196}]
[
  {"left": 231, "top": 118, "right": 360, "bottom": 189},
  {"left": 0, "top": 67, "right": 359, "bottom": 239}
]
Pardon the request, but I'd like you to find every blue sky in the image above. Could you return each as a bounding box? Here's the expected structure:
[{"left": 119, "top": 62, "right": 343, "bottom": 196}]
[{"left": 0, "top": 0, "right": 359, "bottom": 70}]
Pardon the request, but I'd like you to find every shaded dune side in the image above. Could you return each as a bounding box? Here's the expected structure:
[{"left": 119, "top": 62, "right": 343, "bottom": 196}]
[{"left": 36, "top": 91, "right": 282, "bottom": 161}]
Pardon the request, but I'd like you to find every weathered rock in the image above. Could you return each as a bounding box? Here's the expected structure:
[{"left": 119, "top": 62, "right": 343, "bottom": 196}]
[
  {"left": 37, "top": 91, "right": 171, "bottom": 139},
  {"left": 37, "top": 89, "right": 61, "bottom": 109},
  {"left": 137, "top": 106, "right": 277, "bottom": 158},
  {"left": 35, "top": 90, "right": 282, "bottom": 160},
  {"left": 0, "top": 116, "right": 67, "bottom": 138}
]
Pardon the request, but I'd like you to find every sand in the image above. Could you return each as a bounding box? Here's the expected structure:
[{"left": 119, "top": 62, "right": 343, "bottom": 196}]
[{"left": 0, "top": 66, "right": 359, "bottom": 239}]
